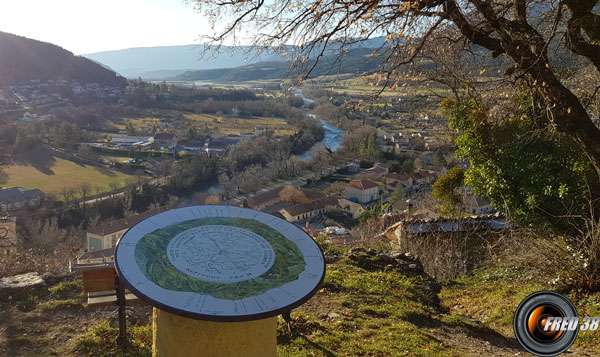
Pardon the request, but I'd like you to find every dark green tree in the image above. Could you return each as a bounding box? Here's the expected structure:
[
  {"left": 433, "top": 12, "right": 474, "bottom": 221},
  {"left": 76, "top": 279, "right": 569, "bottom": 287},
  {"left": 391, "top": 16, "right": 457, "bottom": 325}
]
[
  {"left": 126, "top": 121, "right": 136, "bottom": 136},
  {"left": 389, "top": 184, "right": 405, "bottom": 210},
  {"left": 441, "top": 92, "right": 599, "bottom": 230},
  {"left": 186, "top": 126, "right": 198, "bottom": 141},
  {"left": 432, "top": 165, "right": 465, "bottom": 217}
]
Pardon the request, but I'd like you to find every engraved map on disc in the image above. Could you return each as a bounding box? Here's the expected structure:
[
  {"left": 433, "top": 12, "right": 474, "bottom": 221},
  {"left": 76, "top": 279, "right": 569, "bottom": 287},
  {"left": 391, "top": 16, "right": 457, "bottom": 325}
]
[
  {"left": 167, "top": 225, "right": 275, "bottom": 283},
  {"left": 115, "top": 205, "right": 325, "bottom": 321}
]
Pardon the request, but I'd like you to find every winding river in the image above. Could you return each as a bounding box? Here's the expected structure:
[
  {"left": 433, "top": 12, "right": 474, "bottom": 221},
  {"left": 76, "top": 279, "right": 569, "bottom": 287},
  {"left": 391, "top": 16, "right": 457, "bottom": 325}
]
[
  {"left": 289, "top": 87, "right": 346, "bottom": 160},
  {"left": 300, "top": 117, "right": 345, "bottom": 160}
]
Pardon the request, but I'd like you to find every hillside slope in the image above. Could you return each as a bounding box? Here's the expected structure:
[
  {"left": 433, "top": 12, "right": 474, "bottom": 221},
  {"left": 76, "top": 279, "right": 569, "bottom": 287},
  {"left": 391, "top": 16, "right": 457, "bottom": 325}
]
[{"left": 0, "top": 32, "right": 126, "bottom": 88}]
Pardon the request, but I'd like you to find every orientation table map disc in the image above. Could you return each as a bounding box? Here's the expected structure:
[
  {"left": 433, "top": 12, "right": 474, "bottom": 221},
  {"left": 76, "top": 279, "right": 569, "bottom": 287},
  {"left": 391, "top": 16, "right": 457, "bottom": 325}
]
[{"left": 115, "top": 205, "right": 326, "bottom": 321}]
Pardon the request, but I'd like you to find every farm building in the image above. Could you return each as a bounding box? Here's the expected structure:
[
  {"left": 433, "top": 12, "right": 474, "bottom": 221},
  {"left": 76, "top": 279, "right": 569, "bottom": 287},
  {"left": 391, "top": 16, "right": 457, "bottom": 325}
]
[{"left": 153, "top": 132, "right": 178, "bottom": 148}]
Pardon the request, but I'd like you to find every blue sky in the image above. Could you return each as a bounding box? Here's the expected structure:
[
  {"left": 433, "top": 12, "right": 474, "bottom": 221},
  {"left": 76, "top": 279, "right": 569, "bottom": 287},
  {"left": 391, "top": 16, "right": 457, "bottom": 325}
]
[{"left": 0, "top": 0, "right": 211, "bottom": 54}]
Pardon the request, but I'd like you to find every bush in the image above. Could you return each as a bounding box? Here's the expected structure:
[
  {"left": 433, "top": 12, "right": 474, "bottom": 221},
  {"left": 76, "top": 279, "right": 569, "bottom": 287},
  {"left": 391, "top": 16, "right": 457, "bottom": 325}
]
[{"left": 48, "top": 279, "right": 83, "bottom": 299}]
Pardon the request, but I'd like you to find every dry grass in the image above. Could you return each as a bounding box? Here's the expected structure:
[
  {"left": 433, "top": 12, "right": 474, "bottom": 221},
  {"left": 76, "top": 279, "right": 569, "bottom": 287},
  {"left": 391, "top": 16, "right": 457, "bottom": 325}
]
[{"left": 184, "top": 113, "right": 298, "bottom": 136}]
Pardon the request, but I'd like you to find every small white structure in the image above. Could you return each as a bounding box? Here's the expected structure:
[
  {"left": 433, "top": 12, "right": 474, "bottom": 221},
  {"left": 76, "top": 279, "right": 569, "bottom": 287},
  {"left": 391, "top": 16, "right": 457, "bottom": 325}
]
[
  {"left": 463, "top": 195, "right": 495, "bottom": 215},
  {"left": 111, "top": 136, "right": 153, "bottom": 146},
  {"left": 255, "top": 126, "right": 267, "bottom": 136}
]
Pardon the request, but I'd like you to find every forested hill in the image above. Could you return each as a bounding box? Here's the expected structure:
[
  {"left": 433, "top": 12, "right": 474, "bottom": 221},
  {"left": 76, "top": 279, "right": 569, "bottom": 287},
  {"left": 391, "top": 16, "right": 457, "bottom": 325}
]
[{"left": 0, "top": 32, "right": 127, "bottom": 88}]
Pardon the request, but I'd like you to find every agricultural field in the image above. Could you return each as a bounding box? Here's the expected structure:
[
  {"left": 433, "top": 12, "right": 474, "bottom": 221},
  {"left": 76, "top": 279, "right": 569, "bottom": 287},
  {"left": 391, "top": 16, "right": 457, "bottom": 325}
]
[
  {"left": 185, "top": 113, "right": 298, "bottom": 136},
  {"left": 313, "top": 74, "right": 455, "bottom": 97},
  {"left": 2, "top": 156, "right": 136, "bottom": 196}
]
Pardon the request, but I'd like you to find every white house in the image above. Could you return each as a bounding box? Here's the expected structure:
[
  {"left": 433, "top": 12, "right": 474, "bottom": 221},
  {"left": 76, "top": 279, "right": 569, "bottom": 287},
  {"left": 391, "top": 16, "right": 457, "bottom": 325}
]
[
  {"left": 86, "top": 209, "right": 164, "bottom": 252},
  {"left": 463, "top": 195, "right": 495, "bottom": 215},
  {"left": 345, "top": 179, "right": 380, "bottom": 204}
]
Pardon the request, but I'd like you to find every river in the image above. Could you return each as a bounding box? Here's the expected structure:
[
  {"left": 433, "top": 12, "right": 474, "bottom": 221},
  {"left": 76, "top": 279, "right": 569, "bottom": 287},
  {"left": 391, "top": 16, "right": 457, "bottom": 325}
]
[
  {"left": 300, "top": 116, "right": 345, "bottom": 160},
  {"left": 290, "top": 86, "right": 346, "bottom": 160}
]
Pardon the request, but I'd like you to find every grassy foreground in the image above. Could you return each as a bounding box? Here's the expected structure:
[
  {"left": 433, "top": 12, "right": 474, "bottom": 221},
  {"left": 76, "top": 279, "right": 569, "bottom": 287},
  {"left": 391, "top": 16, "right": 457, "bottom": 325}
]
[{"left": 3, "top": 254, "right": 600, "bottom": 356}]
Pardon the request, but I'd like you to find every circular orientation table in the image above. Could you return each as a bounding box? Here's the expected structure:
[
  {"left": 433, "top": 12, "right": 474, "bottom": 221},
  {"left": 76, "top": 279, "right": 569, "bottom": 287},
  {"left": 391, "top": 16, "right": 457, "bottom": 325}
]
[{"left": 115, "top": 205, "right": 325, "bottom": 356}]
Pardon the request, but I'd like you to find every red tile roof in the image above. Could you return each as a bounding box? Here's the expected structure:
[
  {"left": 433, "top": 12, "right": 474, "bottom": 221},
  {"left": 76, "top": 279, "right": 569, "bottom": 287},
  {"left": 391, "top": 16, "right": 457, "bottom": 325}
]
[
  {"left": 347, "top": 179, "right": 379, "bottom": 190},
  {"left": 281, "top": 197, "right": 339, "bottom": 217},
  {"left": 385, "top": 173, "right": 412, "bottom": 181},
  {"left": 154, "top": 133, "right": 176, "bottom": 140}
]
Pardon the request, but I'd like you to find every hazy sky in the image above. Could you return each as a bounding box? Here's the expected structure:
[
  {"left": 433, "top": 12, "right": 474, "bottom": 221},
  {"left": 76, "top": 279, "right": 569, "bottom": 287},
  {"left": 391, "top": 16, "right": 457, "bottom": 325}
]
[{"left": 0, "top": 0, "right": 211, "bottom": 54}]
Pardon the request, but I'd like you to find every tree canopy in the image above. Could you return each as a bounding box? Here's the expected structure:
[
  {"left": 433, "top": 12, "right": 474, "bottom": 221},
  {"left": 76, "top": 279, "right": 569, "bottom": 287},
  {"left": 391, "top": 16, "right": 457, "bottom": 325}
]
[
  {"left": 442, "top": 89, "right": 599, "bottom": 230},
  {"left": 432, "top": 165, "right": 465, "bottom": 217}
]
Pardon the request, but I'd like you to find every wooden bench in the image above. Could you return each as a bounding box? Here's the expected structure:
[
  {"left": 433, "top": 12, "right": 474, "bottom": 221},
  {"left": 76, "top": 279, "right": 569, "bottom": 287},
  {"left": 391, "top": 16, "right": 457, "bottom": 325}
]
[
  {"left": 72, "top": 262, "right": 142, "bottom": 346},
  {"left": 81, "top": 267, "right": 140, "bottom": 307}
]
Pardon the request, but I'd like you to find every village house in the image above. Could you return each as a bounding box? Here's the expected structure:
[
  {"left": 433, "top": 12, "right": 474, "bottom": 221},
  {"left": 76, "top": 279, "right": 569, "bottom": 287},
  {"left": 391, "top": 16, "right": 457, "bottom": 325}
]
[
  {"left": 394, "top": 137, "right": 411, "bottom": 152},
  {"left": 463, "top": 195, "right": 495, "bottom": 215},
  {"left": 0, "top": 187, "right": 44, "bottom": 211},
  {"left": 420, "top": 165, "right": 448, "bottom": 178},
  {"left": 153, "top": 132, "right": 178, "bottom": 148},
  {"left": 255, "top": 126, "right": 267, "bottom": 136},
  {"left": 279, "top": 197, "right": 339, "bottom": 222},
  {"left": 182, "top": 139, "right": 206, "bottom": 152},
  {"left": 345, "top": 179, "right": 380, "bottom": 204},
  {"left": 365, "top": 162, "right": 390, "bottom": 178},
  {"left": 410, "top": 170, "right": 436, "bottom": 186},
  {"left": 384, "top": 173, "right": 413, "bottom": 189},
  {"left": 336, "top": 198, "right": 367, "bottom": 219},
  {"left": 205, "top": 138, "right": 237, "bottom": 153},
  {"left": 85, "top": 208, "right": 165, "bottom": 252},
  {"left": 376, "top": 126, "right": 393, "bottom": 141},
  {"left": 346, "top": 162, "right": 361, "bottom": 173}
]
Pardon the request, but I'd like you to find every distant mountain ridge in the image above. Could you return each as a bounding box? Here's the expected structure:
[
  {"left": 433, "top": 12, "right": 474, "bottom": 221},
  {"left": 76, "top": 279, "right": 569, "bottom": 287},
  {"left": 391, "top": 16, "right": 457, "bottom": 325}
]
[
  {"left": 174, "top": 48, "right": 385, "bottom": 82},
  {"left": 82, "top": 37, "right": 391, "bottom": 79},
  {"left": 83, "top": 45, "right": 289, "bottom": 78},
  {"left": 0, "top": 31, "right": 126, "bottom": 88}
]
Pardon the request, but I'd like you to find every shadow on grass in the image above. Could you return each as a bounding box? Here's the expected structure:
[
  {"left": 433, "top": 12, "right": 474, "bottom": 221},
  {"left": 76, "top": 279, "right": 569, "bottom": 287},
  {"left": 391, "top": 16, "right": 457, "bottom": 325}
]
[
  {"left": 11, "top": 148, "right": 56, "bottom": 175},
  {"left": 399, "top": 309, "right": 520, "bottom": 350},
  {"left": 299, "top": 336, "right": 336, "bottom": 357},
  {"left": 440, "top": 314, "right": 521, "bottom": 350}
]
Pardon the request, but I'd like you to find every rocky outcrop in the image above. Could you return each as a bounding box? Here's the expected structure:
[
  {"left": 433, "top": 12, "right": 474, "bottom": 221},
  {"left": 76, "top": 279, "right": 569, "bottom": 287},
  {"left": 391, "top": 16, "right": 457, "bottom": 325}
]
[{"left": 0, "top": 272, "right": 45, "bottom": 300}]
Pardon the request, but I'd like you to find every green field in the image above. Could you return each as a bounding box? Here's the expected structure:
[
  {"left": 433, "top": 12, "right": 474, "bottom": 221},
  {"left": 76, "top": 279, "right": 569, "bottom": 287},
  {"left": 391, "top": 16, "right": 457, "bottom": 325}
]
[{"left": 2, "top": 157, "right": 136, "bottom": 195}]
